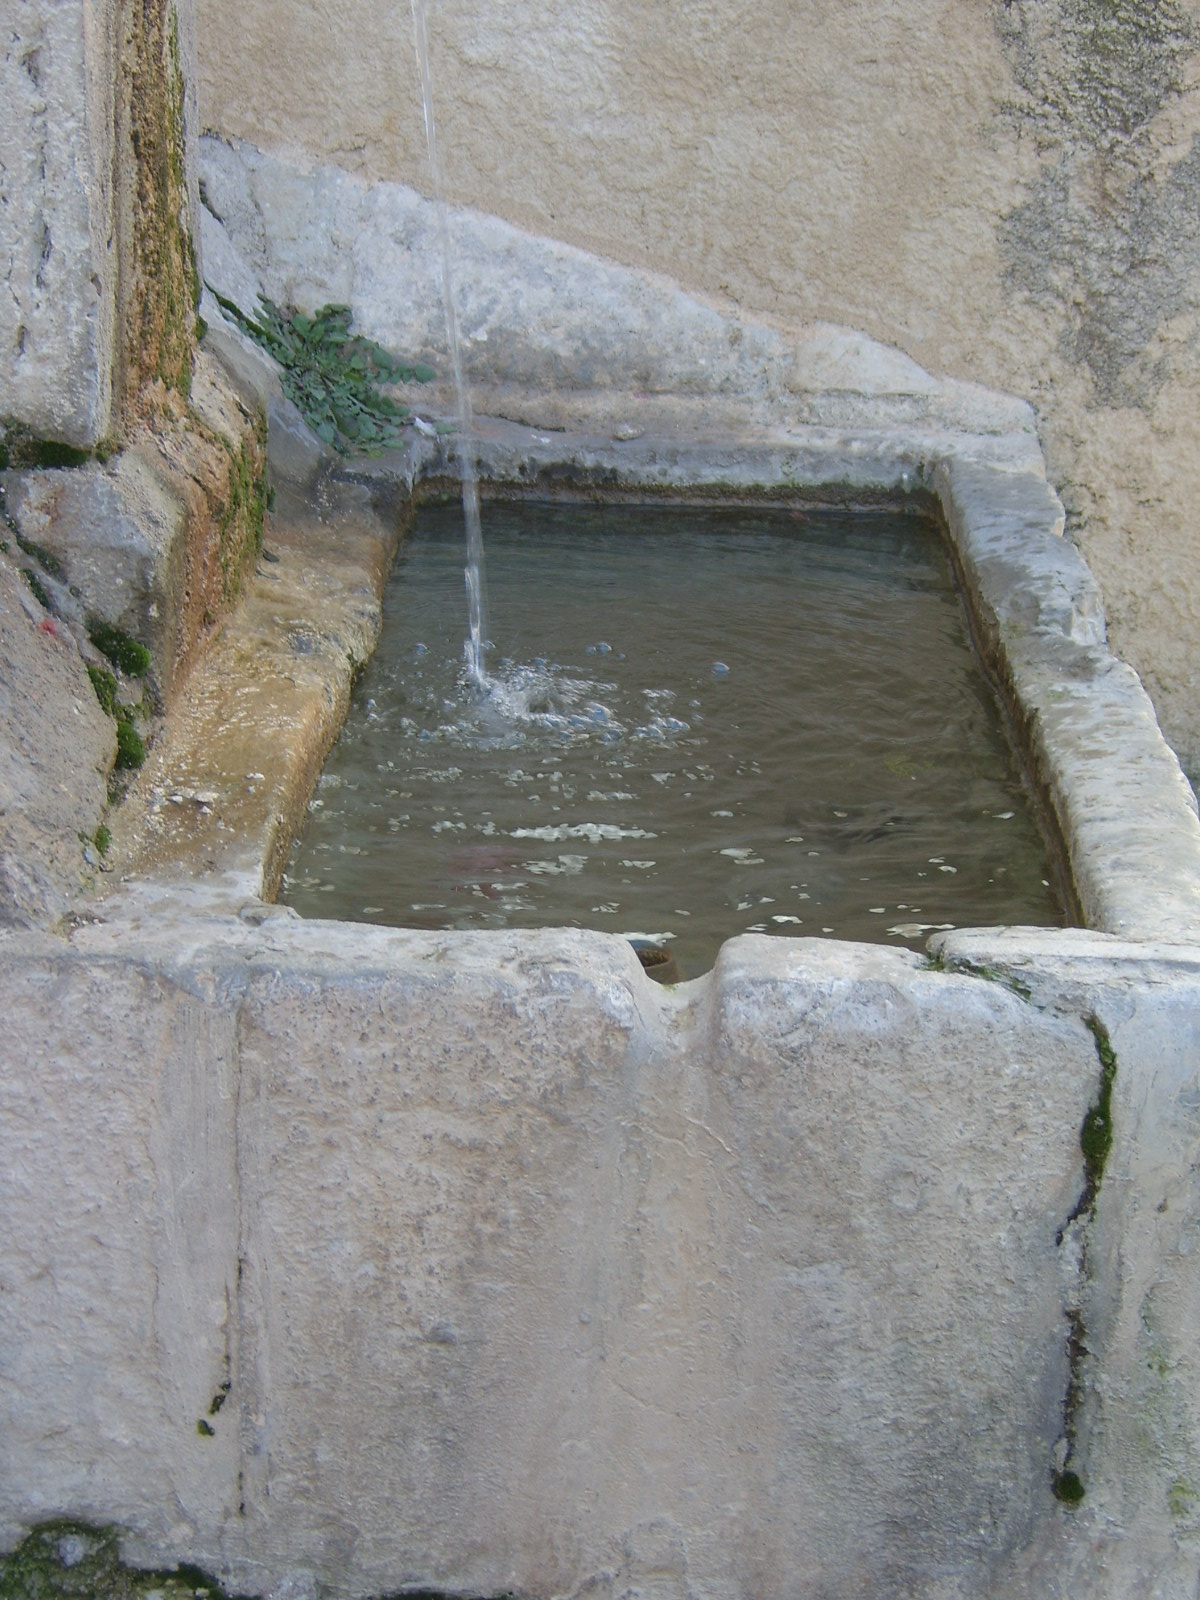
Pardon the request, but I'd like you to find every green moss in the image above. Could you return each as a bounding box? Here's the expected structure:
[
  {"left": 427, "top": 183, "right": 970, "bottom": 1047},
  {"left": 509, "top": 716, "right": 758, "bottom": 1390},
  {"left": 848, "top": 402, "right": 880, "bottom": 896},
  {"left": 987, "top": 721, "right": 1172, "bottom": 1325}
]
[
  {"left": 0, "top": 1520, "right": 517, "bottom": 1600},
  {"left": 945, "top": 957, "right": 1034, "bottom": 1003},
  {"left": 20, "top": 568, "right": 51, "bottom": 610},
  {"left": 114, "top": 717, "right": 146, "bottom": 770},
  {"left": 0, "top": 424, "right": 94, "bottom": 471},
  {"left": 87, "top": 653, "right": 147, "bottom": 774},
  {"left": 1048, "top": 1014, "right": 1120, "bottom": 1508},
  {"left": 14, "top": 531, "right": 64, "bottom": 579},
  {"left": 125, "top": 2, "right": 197, "bottom": 403},
  {"left": 1077, "top": 1015, "right": 1118, "bottom": 1216},
  {"left": 93, "top": 823, "right": 112, "bottom": 856},
  {"left": 88, "top": 622, "right": 152, "bottom": 678},
  {"left": 87, "top": 665, "right": 119, "bottom": 716},
  {"left": 1168, "top": 1477, "right": 1198, "bottom": 1518},
  {"left": 1054, "top": 1014, "right": 1119, "bottom": 1241},
  {"left": 214, "top": 411, "right": 267, "bottom": 603},
  {"left": 1052, "top": 1468, "right": 1086, "bottom": 1505},
  {"left": 0, "top": 1521, "right": 236, "bottom": 1600}
]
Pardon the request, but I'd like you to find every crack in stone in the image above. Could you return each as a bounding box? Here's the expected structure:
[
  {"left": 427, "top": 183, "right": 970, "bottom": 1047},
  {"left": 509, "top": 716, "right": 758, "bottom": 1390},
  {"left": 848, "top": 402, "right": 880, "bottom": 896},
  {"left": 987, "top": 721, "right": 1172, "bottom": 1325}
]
[{"left": 1051, "top": 1011, "right": 1118, "bottom": 1506}]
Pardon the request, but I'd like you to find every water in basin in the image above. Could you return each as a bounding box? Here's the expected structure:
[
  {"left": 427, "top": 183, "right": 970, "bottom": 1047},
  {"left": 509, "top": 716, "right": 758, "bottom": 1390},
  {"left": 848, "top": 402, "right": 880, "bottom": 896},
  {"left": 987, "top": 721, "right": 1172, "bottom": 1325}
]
[{"left": 281, "top": 500, "right": 1063, "bottom": 974}]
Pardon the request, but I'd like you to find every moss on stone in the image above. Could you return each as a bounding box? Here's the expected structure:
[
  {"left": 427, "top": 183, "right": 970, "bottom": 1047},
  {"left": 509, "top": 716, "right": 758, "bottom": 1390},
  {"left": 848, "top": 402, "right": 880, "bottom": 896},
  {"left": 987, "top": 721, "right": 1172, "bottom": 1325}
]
[
  {"left": 1048, "top": 1014, "right": 1120, "bottom": 1509},
  {"left": 1077, "top": 1014, "right": 1118, "bottom": 1215},
  {"left": 0, "top": 1522, "right": 234, "bottom": 1600},
  {"left": 1052, "top": 1468, "right": 1086, "bottom": 1506},
  {"left": 124, "top": 1, "right": 198, "bottom": 408},
  {"left": 213, "top": 410, "right": 268, "bottom": 604},
  {"left": 19, "top": 568, "right": 51, "bottom": 610},
  {"left": 87, "top": 622, "right": 152, "bottom": 678},
  {"left": 13, "top": 531, "right": 64, "bottom": 581},
  {"left": 0, "top": 1521, "right": 514, "bottom": 1599},
  {"left": 0, "top": 424, "right": 93, "bottom": 471},
  {"left": 87, "top": 646, "right": 149, "bottom": 773},
  {"left": 1168, "top": 1476, "right": 1199, "bottom": 1519},
  {"left": 87, "top": 665, "right": 120, "bottom": 716},
  {"left": 114, "top": 716, "right": 146, "bottom": 770}
]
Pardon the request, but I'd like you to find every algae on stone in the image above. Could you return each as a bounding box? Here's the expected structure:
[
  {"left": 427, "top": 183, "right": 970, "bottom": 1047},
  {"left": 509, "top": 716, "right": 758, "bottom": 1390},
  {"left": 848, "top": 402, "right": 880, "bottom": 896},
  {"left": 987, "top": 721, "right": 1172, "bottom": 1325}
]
[
  {"left": 0, "top": 1522, "right": 233, "bottom": 1600},
  {"left": 123, "top": 2, "right": 199, "bottom": 409}
]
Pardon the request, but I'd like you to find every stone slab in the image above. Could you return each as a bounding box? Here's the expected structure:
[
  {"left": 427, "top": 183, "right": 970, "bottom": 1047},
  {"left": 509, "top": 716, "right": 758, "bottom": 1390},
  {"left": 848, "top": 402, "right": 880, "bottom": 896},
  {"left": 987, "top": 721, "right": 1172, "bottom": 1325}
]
[
  {"left": 195, "top": 136, "right": 1042, "bottom": 455},
  {"left": 3, "top": 459, "right": 191, "bottom": 706},
  {"left": 0, "top": 918, "right": 1103, "bottom": 1598},
  {"left": 0, "top": 0, "right": 118, "bottom": 445},
  {"left": 0, "top": 546, "right": 115, "bottom": 927},
  {"left": 935, "top": 927, "right": 1200, "bottom": 1600},
  {"left": 102, "top": 474, "right": 401, "bottom": 900},
  {"left": 0, "top": 948, "right": 241, "bottom": 1551},
  {"left": 935, "top": 457, "right": 1200, "bottom": 943}
]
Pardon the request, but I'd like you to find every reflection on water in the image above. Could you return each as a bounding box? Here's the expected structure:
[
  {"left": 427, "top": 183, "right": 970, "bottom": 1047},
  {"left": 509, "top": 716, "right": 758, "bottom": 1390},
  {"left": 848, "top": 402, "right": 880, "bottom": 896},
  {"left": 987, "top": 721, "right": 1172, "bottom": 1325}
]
[{"left": 281, "top": 501, "right": 1063, "bottom": 974}]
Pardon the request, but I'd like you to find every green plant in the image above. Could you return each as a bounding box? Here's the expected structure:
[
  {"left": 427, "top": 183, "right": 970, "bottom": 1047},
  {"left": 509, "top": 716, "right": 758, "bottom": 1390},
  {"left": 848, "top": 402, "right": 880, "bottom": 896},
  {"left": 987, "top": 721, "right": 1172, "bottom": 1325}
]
[
  {"left": 208, "top": 288, "right": 434, "bottom": 455},
  {"left": 87, "top": 658, "right": 147, "bottom": 773},
  {"left": 14, "top": 531, "right": 64, "bottom": 579},
  {"left": 0, "top": 1521, "right": 233, "bottom": 1600},
  {"left": 0, "top": 421, "right": 93, "bottom": 471},
  {"left": 87, "top": 665, "right": 119, "bottom": 716},
  {"left": 93, "top": 824, "right": 112, "bottom": 856},
  {"left": 21, "top": 568, "right": 51, "bottom": 609},
  {"left": 114, "top": 717, "right": 146, "bottom": 770},
  {"left": 88, "top": 621, "right": 152, "bottom": 677},
  {"left": 1052, "top": 1468, "right": 1086, "bottom": 1505}
]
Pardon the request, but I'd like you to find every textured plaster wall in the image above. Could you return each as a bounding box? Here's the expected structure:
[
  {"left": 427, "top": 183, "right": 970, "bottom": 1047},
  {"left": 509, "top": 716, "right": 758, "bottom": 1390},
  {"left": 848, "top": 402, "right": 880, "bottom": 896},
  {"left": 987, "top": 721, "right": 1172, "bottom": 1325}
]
[{"left": 195, "top": 0, "right": 1200, "bottom": 783}]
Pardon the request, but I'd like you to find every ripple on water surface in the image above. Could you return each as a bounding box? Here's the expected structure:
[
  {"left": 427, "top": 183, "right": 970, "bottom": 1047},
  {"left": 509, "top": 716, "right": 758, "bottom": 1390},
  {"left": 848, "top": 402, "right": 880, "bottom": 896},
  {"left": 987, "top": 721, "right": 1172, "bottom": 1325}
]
[{"left": 281, "top": 501, "right": 1063, "bottom": 975}]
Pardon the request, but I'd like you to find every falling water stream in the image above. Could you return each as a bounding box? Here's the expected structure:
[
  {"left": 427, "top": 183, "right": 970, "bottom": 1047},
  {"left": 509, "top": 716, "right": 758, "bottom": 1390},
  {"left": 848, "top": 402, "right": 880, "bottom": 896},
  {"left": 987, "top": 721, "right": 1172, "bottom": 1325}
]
[
  {"left": 376, "top": 16, "right": 1062, "bottom": 975},
  {"left": 410, "top": 0, "right": 488, "bottom": 685}
]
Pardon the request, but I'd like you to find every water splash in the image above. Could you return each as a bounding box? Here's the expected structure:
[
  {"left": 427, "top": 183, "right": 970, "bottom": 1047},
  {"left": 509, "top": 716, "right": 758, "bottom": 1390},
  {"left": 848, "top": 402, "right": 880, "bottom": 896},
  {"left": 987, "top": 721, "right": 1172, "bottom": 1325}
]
[{"left": 410, "top": 0, "right": 488, "bottom": 687}]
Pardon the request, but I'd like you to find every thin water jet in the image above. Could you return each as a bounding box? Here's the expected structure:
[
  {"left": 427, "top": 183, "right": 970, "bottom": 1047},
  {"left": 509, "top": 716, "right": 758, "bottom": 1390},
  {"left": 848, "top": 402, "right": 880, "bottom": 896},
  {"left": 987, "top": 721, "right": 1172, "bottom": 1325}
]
[{"left": 410, "top": 0, "right": 488, "bottom": 687}]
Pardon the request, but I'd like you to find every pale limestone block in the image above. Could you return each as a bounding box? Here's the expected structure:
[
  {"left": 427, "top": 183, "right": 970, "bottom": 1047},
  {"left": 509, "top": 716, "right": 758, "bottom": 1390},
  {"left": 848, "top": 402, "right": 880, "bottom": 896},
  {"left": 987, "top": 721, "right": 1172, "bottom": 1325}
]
[
  {"left": 0, "top": 551, "right": 114, "bottom": 925},
  {"left": 0, "top": 0, "right": 119, "bottom": 444},
  {"left": 4, "top": 457, "right": 190, "bottom": 703},
  {"left": 0, "top": 951, "right": 241, "bottom": 1554}
]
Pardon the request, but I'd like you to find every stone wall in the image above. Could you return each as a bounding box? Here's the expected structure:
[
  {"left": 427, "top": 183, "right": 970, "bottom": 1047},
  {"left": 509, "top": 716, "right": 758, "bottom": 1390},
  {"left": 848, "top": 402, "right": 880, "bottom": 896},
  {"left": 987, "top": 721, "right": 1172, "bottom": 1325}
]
[
  {"left": 0, "top": 0, "right": 272, "bottom": 926},
  {"left": 0, "top": 0, "right": 208, "bottom": 448},
  {"left": 195, "top": 0, "right": 1200, "bottom": 784},
  {"left": 4, "top": 910, "right": 1200, "bottom": 1598},
  {"left": 0, "top": 0, "right": 121, "bottom": 445},
  {"left": 0, "top": 918, "right": 1130, "bottom": 1597}
]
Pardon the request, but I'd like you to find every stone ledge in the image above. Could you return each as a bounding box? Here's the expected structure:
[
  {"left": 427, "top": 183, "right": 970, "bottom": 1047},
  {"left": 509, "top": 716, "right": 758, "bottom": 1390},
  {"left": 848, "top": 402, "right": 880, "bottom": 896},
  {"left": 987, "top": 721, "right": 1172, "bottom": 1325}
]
[{"left": 94, "top": 410, "right": 1200, "bottom": 956}]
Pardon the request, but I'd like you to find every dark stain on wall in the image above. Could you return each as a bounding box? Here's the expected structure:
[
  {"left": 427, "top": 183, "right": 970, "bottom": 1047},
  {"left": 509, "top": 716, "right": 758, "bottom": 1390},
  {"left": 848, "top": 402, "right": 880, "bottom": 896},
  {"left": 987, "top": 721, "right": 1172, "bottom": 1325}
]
[{"left": 994, "top": 0, "right": 1200, "bottom": 408}]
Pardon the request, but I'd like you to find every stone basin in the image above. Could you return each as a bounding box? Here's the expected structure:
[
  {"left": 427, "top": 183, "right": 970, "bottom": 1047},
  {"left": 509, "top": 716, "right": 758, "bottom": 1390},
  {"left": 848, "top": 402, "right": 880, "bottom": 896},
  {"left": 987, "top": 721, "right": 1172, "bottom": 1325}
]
[{"left": 4, "top": 262, "right": 1200, "bottom": 1597}]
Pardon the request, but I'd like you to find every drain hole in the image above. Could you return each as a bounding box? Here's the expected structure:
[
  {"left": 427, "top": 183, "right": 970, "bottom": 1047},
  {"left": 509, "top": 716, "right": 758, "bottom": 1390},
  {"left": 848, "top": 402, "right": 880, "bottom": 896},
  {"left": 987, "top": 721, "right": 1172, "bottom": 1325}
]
[{"left": 631, "top": 940, "right": 679, "bottom": 984}]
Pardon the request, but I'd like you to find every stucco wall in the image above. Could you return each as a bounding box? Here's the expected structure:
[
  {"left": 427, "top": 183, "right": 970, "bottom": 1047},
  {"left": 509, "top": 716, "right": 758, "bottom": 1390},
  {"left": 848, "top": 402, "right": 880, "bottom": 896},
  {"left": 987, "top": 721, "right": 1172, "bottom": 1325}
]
[{"left": 195, "top": 0, "right": 1200, "bottom": 784}]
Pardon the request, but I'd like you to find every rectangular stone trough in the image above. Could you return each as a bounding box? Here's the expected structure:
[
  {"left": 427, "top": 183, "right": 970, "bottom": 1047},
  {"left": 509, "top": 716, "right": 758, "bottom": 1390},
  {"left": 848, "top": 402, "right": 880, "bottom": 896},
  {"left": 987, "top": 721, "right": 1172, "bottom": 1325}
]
[{"left": 4, "top": 411, "right": 1200, "bottom": 1600}]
